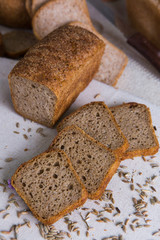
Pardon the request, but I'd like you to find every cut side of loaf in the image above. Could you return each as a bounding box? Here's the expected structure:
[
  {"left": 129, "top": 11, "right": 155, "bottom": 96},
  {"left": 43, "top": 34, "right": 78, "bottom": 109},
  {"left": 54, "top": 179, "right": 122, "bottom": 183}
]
[
  {"left": 57, "top": 102, "right": 128, "bottom": 154},
  {"left": 69, "top": 21, "right": 128, "bottom": 86},
  {"left": 110, "top": 102, "right": 159, "bottom": 159},
  {"left": 49, "top": 125, "right": 120, "bottom": 199},
  {"left": 3, "top": 31, "right": 37, "bottom": 58},
  {"left": 32, "top": 0, "right": 92, "bottom": 39},
  {"left": 8, "top": 25, "right": 105, "bottom": 127},
  {"left": 11, "top": 149, "right": 88, "bottom": 225}
]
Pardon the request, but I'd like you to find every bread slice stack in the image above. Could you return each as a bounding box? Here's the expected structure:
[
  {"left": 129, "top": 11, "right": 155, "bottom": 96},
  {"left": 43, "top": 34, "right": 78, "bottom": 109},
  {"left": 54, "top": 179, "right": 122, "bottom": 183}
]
[
  {"left": 57, "top": 101, "right": 159, "bottom": 160},
  {"left": 12, "top": 101, "right": 159, "bottom": 225},
  {"left": 48, "top": 125, "right": 120, "bottom": 199}
]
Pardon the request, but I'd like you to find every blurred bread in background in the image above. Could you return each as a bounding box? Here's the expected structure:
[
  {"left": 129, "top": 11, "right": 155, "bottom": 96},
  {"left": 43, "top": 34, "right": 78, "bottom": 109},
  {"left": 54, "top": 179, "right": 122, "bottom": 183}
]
[
  {"left": 126, "top": 0, "right": 160, "bottom": 50},
  {"left": 0, "top": 0, "right": 31, "bottom": 28}
]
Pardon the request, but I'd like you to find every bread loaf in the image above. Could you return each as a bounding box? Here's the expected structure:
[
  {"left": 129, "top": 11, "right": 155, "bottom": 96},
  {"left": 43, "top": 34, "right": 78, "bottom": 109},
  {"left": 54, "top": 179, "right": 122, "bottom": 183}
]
[
  {"left": 110, "top": 102, "right": 159, "bottom": 159},
  {"left": 8, "top": 25, "right": 105, "bottom": 127},
  {"left": 0, "top": 0, "right": 30, "bottom": 28},
  {"left": 126, "top": 0, "right": 160, "bottom": 49},
  {"left": 49, "top": 125, "right": 120, "bottom": 199},
  {"left": 12, "top": 149, "right": 88, "bottom": 225}
]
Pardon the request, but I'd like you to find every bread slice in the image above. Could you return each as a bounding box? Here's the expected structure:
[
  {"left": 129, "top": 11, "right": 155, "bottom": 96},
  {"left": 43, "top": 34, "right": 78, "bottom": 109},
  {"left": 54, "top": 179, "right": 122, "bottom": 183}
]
[
  {"left": 11, "top": 149, "right": 88, "bottom": 225},
  {"left": 57, "top": 102, "right": 128, "bottom": 154},
  {"left": 25, "top": 0, "right": 33, "bottom": 17},
  {"left": 32, "top": 0, "right": 50, "bottom": 16},
  {"left": 3, "top": 31, "right": 37, "bottom": 59},
  {"left": 0, "top": 0, "right": 30, "bottom": 28},
  {"left": 49, "top": 125, "right": 120, "bottom": 199},
  {"left": 8, "top": 25, "right": 105, "bottom": 127},
  {"left": 32, "top": 0, "right": 93, "bottom": 39},
  {"left": 110, "top": 102, "right": 159, "bottom": 159},
  {"left": 70, "top": 21, "right": 128, "bottom": 86}
]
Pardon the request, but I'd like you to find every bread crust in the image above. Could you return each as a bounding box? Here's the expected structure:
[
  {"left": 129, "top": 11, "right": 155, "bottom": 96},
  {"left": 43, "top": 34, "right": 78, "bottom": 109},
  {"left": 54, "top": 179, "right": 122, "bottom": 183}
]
[
  {"left": 69, "top": 21, "right": 128, "bottom": 86},
  {"left": 8, "top": 25, "right": 105, "bottom": 127},
  {"left": 57, "top": 101, "right": 129, "bottom": 156},
  {"left": 110, "top": 102, "right": 159, "bottom": 160},
  {"left": 0, "top": 0, "right": 31, "bottom": 28},
  {"left": 11, "top": 149, "right": 88, "bottom": 225},
  {"left": 49, "top": 125, "right": 121, "bottom": 199}
]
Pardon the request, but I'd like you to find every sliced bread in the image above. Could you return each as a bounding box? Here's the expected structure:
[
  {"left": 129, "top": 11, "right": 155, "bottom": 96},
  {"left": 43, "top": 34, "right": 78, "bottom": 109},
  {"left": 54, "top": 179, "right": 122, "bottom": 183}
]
[
  {"left": 110, "top": 102, "right": 159, "bottom": 159},
  {"left": 0, "top": 0, "right": 31, "bottom": 28},
  {"left": 3, "top": 31, "right": 37, "bottom": 59},
  {"left": 32, "top": 0, "right": 50, "bottom": 16},
  {"left": 57, "top": 102, "right": 128, "bottom": 154},
  {"left": 8, "top": 25, "right": 105, "bottom": 127},
  {"left": 11, "top": 149, "right": 88, "bottom": 225},
  {"left": 49, "top": 125, "right": 120, "bottom": 199},
  {"left": 32, "top": 0, "right": 93, "bottom": 39},
  {"left": 69, "top": 21, "right": 128, "bottom": 86}
]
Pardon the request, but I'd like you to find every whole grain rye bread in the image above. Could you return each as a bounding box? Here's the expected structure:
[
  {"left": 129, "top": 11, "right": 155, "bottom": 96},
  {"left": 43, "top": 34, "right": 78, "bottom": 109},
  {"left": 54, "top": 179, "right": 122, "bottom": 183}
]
[
  {"left": 3, "top": 31, "right": 37, "bottom": 59},
  {"left": 11, "top": 149, "right": 88, "bottom": 225},
  {"left": 0, "top": 0, "right": 30, "bottom": 28},
  {"left": 110, "top": 102, "right": 159, "bottom": 159},
  {"left": 57, "top": 102, "right": 128, "bottom": 154},
  {"left": 8, "top": 25, "right": 105, "bottom": 127},
  {"left": 32, "top": 0, "right": 128, "bottom": 86},
  {"left": 32, "top": 0, "right": 92, "bottom": 39},
  {"left": 48, "top": 125, "right": 120, "bottom": 199},
  {"left": 70, "top": 21, "right": 128, "bottom": 86}
]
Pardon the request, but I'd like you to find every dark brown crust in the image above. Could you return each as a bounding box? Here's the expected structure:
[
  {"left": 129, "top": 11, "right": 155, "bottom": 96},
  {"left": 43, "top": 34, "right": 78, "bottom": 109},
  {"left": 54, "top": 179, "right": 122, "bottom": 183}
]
[
  {"left": 57, "top": 101, "right": 129, "bottom": 156},
  {"left": 48, "top": 125, "right": 120, "bottom": 199},
  {"left": 11, "top": 149, "right": 88, "bottom": 225},
  {"left": 8, "top": 25, "right": 105, "bottom": 127},
  {"left": 0, "top": 0, "right": 31, "bottom": 28},
  {"left": 110, "top": 102, "right": 159, "bottom": 160}
]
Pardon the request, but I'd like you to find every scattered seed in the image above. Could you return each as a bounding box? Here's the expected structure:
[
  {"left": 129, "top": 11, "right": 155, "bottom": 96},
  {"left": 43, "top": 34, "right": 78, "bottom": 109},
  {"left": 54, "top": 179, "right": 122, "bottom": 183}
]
[
  {"left": 5, "top": 158, "right": 13, "bottom": 162},
  {"left": 5, "top": 205, "right": 10, "bottom": 210},
  {"left": 0, "top": 231, "right": 11, "bottom": 235},
  {"left": 130, "top": 184, "right": 134, "bottom": 191},
  {"left": 23, "top": 134, "right": 28, "bottom": 140},
  {"left": 27, "top": 128, "right": 31, "bottom": 133},
  {"left": 150, "top": 186, "right": 156, "bottom": 192},
  {"left": 122, "top": 225, "right": 126, "bottom": 233},
  {"left": 13, "top": 131, "right": 19, "bottom": 134},
  {"left": 24, "top": 148, "right": 28, "bottom": 152},
  {"left": 16, "top": 122, "right": 20, "bottom": 128},
  {"left": 0, "top": 210, "right": 5, "bottom": 214},
  {"left": 86, "top": 231, "right": 89, "bottom": 237},
  {"left": 94, "top": 93, "right": 100, "bottom": 99},
  {"left": 9, "top": 193, "right": 15, "bottom": 199},
  {"left": 124, "top": 219, "right": 129, "bottom": 226},
  {"left": 3, "top": 213, "right": 10, "bottom": 219},
  {"left": 130, "top": 224, "right": 135, "bottom": 231}
]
